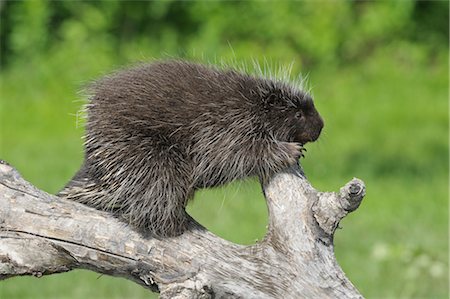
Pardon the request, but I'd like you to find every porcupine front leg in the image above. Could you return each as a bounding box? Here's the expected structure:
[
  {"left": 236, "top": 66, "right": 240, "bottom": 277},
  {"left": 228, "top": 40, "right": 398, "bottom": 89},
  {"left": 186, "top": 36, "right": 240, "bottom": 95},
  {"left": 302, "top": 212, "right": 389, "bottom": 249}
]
[
  {"left": 254, "top": 140, "right": 304, "bottom": 184},
  {"left": 279, "top": 141, "right": 305, "bottom": 166}
]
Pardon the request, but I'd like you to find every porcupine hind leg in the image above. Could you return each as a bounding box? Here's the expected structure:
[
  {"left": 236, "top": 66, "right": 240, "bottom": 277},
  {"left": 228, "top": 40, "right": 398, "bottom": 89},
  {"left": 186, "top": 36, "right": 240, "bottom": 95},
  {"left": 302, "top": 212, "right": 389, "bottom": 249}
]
[
  {"left": 120, "top": 149, "right": 194, "bottom": 237},
  {"left": 59, "top": 146, "right": 194, "bottom": 237}
]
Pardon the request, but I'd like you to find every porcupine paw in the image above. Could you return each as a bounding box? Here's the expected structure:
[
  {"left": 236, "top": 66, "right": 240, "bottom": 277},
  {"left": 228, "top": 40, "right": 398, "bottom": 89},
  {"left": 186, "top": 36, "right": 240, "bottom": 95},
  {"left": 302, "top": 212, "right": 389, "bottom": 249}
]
[{"left": 281, "top": 142, "right": 306, "bottom": 166}]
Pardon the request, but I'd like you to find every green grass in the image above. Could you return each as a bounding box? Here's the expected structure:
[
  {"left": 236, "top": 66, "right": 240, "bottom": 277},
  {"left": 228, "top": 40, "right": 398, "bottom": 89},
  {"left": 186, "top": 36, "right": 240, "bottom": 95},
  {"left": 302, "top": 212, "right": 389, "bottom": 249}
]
[{"left": 0, "top": 46, "right": 448, "bottom": 298}]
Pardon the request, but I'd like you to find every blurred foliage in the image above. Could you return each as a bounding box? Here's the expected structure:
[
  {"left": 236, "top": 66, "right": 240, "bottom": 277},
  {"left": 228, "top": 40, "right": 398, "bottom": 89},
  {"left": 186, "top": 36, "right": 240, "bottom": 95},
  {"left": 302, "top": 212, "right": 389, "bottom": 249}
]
[
  {"left": 1, "top": 0, "right": 448, "bottom": 69},
  {"left": 0, "top": 1, "right": 448, "bottom": 299}
]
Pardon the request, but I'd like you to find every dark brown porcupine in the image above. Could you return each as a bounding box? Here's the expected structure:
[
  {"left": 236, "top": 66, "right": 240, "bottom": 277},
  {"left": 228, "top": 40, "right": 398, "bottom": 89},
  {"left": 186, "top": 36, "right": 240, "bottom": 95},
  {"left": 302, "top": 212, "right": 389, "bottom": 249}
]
[{"left": 58, "top": 60, "right": 324, "bottom": 237}]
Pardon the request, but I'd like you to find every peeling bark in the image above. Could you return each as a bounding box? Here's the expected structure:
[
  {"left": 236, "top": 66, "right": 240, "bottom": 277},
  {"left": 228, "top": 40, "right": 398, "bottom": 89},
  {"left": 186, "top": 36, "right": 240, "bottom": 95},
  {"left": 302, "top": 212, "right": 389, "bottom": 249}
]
[{"left": 0, "top": 160, "right": 365, "bottom": 298}]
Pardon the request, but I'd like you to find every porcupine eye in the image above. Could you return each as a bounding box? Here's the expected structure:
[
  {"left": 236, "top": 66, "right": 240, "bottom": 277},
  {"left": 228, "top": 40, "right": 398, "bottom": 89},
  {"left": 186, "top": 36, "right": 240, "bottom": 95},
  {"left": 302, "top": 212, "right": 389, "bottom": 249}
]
[{"left": 295, "top": 111, "right": 303, "bottom": 119}]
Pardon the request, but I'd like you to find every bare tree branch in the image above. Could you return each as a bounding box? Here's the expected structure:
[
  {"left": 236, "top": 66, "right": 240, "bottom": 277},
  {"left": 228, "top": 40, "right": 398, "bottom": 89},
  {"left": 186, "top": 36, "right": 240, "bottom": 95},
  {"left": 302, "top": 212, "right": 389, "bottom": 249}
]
[{"left": 0, "top": 160, "right": 365, "bottom": 298}]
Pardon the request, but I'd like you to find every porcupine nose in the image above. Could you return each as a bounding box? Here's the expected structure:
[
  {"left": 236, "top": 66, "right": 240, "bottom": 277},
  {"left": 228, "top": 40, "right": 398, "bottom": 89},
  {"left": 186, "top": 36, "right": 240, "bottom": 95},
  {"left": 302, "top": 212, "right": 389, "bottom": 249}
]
[{"left": 311, "top": 115, "right": 324, "bottom": 141}]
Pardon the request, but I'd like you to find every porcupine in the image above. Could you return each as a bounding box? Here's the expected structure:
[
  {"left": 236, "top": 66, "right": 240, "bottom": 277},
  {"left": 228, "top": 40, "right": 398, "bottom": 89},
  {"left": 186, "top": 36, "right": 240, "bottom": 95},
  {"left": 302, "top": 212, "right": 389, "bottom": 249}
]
[{"left": 58, "top": 60, "right": 324, "bottom": 237}]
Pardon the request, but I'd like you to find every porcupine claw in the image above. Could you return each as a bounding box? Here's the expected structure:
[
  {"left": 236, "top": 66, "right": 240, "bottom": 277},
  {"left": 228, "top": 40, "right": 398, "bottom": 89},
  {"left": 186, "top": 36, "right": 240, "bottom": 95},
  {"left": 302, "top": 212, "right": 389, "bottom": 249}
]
[
  {"left": 300, "top": 144, "right": 307, "bottom": 158},
  {"left": 282, "top": 142, "right": 305, "bottom": 163}
]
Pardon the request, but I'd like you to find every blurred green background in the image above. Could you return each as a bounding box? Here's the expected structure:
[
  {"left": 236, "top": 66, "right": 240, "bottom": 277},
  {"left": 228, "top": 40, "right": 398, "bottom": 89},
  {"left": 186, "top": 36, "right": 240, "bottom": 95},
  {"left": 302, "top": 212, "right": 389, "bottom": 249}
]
[{"left": 0, "top": 1, "right": 448, "bottom": 298}]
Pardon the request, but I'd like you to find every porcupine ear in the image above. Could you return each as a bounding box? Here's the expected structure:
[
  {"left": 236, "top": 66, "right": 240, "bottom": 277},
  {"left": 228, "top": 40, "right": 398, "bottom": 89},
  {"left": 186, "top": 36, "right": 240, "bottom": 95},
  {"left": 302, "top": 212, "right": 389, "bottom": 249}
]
[{"left": 263, "top": 88, "right": 283, "bottom": 108}]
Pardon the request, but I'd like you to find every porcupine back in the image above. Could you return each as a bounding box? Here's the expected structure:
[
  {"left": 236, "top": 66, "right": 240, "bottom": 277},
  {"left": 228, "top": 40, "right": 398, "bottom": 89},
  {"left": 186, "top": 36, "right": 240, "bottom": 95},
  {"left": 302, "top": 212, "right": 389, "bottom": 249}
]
[{"left": 59, "top": 60, "right": 324, "bottom": 236}]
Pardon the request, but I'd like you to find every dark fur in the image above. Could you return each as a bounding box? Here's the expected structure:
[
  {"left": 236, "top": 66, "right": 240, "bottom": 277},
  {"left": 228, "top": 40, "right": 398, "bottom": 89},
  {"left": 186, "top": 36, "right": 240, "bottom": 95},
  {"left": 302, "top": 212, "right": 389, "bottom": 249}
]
[{"left": 58, "top": 60, "right": 324, "bottom": 236}]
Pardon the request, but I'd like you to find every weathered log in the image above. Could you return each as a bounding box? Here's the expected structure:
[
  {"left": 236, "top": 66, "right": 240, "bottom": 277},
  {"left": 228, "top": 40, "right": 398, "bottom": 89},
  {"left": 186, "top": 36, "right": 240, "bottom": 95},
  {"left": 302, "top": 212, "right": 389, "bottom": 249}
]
[{"left": 0, "top": 160, "right": 365, "bottom": 298}]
